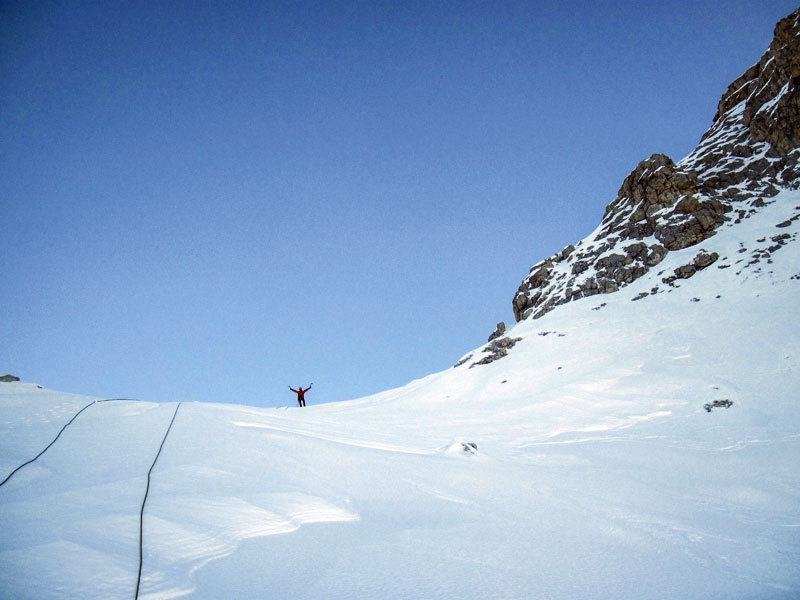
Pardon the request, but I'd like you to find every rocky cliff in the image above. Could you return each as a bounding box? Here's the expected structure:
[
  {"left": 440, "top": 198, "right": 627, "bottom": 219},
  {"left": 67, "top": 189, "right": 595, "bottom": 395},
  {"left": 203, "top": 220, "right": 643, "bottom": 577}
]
[{"left": 512, "top": 8, "right": 800, "bottom": 322}]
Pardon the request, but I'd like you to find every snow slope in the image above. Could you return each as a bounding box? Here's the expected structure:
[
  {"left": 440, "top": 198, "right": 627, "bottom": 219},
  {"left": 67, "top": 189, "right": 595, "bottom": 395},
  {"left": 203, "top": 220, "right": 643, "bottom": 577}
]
[{"left": 1, "top": 186, "right": 799, "bottom": 599}]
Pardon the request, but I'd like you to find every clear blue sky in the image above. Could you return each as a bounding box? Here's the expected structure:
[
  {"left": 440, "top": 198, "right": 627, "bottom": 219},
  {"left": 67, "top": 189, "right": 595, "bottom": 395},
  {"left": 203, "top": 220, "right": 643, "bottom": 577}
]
[{"left": 2, "top": 1, "right": 796, "bottom": 407}]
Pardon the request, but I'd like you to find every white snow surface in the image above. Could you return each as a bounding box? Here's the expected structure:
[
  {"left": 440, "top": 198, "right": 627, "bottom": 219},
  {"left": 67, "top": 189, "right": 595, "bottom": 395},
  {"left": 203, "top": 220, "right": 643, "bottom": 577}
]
[{"left": 2, "top": 190, "right": 799, "bottom": 599}]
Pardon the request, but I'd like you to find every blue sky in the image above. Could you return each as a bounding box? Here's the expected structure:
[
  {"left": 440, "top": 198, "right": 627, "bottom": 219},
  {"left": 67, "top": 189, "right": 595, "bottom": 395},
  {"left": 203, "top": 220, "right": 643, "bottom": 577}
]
[{"left": 1, "top": 0, "right": 796, "bottom": 407}]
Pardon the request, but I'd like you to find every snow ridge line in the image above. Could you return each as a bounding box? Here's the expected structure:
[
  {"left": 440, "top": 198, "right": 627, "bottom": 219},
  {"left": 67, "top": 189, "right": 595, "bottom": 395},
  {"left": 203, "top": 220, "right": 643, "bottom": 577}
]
[
  {"left": 0, "top": 399, "right": 98, "bottom": 488},
  {"left": 135, "top": 401, "right": 182, "bottom": 600}
]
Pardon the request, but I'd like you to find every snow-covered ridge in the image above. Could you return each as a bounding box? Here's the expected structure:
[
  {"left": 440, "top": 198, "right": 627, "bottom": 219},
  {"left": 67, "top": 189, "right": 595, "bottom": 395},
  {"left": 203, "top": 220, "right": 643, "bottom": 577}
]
[
  {"left": 511, "top": 7, "right": 800, "bottom": 326},
  {"left": 2, "top": 186, "right": 799, "bottom": 597}
]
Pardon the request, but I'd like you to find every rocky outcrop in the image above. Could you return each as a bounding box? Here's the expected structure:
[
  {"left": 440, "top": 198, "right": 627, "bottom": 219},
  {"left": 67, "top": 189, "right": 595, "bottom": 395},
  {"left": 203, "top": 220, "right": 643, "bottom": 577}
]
[
  {"left": 513, "top": 8, "right": 800, "bottom": 322},
  {"left": 693, "top": 8, "right": 800, "bottom": 189},
  {"left": 470, "top": 335, "right": 523, "bottom": 367},
  {"left": 0, "top": 374, "right": 20, "bottom": 382},
  {"left": 487, "top": 322, "right": 506, "bottom": 342},
  {"left": 661, "top": 251, "right": 720, "bottom": 286},
  {"left": 735, "top": 11, "right": 800, "bottom": 158},
  {"left": 704, "top": 399, "right": 734, "bottom": 413},
  {"left": 602, "top": 153, "right": 730, "bottom": 252}
]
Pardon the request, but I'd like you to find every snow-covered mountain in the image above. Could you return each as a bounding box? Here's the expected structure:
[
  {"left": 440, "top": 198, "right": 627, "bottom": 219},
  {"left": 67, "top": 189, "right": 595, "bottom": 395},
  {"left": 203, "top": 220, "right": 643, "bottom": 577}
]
[
  {"left": 2, "top": 9, "right": 799, "bottom": 600},
  {"left": 511, "top": 7, "right": 799, "bottom": 324}
]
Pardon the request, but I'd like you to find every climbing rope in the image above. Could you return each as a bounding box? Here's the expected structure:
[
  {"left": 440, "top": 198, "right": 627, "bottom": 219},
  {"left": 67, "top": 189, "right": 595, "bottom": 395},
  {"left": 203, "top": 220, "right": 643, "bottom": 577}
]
[
  {"left": 0, "top": 397, "right": 184, "bottom": 599},
  {"left": 135, "top": 401, "right": 182, "bottom": 600},
  {"left": 0, "top": 400, "right": 98, "bottom": 488},
  {"left": 0, "top": 398, "right": 144, "bottom": 488}
]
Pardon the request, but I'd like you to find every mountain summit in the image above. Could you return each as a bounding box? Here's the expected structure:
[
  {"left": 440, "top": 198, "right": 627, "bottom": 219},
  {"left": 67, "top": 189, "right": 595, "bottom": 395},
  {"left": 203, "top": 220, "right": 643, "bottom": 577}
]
[{"left": 512, "top": 8, "right": 800, "bottom": 322}]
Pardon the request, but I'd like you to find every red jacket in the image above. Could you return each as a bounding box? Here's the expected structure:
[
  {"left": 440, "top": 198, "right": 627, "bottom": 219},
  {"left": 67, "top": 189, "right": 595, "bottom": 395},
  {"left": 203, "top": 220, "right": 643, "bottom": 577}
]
[{"left": 290, "top": 385, "right": 311, "bottom": 399}]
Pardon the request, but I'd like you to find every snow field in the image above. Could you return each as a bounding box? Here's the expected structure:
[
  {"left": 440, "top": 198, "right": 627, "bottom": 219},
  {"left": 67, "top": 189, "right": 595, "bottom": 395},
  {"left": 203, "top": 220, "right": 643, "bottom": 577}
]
[{"left": 1, "top": 190, "right": 798, "bottom": 598}]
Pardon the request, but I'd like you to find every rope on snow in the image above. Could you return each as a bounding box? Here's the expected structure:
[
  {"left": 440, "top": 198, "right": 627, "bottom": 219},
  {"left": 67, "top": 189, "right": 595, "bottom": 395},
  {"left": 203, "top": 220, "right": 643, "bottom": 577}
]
[
  {"left": 135, "top": 401, "right": 182, "bottom": 600},
  {"left": 0, "top": 399, "right": 98, "bottom": 488},
  {"left": 0, "top": 396, "right": 185, "bottom": 599},
  {"left": 0, "top": 398, "right": 147, "bottom": 488}
]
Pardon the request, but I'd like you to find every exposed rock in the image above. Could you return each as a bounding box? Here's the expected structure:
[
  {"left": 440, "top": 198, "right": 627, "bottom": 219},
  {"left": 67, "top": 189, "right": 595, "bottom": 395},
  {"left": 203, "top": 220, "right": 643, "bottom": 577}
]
[
  {"left": 470, "top": 336, "right": 523, "bottom": 367},
  {"left": 654, "top": 198, "right": 730, "bottom": 251},
  {"left": 664, "top": 251, "right": 721, "bottom": 285},
  {"left": 645, "top": 244, "right": 669, "bottom": 266},
  {"left": 742, "top": 12, "right": 800, "bottom": 157},
  {"left": 512, "top": 8, "right": 800, "bottom": 323},
  {"left": 0, "top": 374, "right": 20, "bottom": 382},
  {"left": 461, "top": 442, "right": 479, "bottom": 455},
  {"left": 488, "top": 322, "right": 506, "bottom": 342},
  {"left": 674, "top": 264, "right": 697, "bottom": 280},
  {"left": 453, "top": 353, "right": 473, "bottom": 368},
  {"left": 704, "top": 399, "right": 734, "bottom": 413},
  {"left": 694, "top": 251, "right": 720, "bottom": 269},
  {"left": 608, "top": 153, "right": 699, "bottom": 225}
]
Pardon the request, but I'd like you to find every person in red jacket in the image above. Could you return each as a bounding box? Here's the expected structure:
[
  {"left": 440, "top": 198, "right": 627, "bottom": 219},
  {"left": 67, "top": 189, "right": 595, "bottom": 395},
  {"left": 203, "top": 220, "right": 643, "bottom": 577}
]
[{"left": 289, "top": 383, "right": 312, "bottom": 407}]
